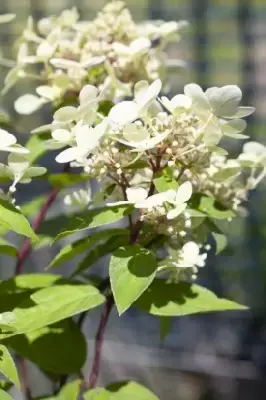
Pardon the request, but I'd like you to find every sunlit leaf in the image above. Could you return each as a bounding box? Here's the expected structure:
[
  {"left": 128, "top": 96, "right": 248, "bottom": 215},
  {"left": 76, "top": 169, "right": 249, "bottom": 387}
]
[
  {"left": 110, "top": 245, "right": 157, "bottom": 315},
  {"left": 134, "top": 279, "right": 247, "bottom": 316}
]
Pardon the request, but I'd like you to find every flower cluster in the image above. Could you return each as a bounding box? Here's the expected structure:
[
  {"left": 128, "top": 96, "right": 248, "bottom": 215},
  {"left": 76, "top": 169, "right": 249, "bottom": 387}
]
[
  {"left": 28, "top": 75, "right": 264, "bottom": 282},
  {"left": 3, "top": 1, "right": 187, "bottom": 115},
  {"left": 1, "top": 3, "right": 265, "bottom": 284}
]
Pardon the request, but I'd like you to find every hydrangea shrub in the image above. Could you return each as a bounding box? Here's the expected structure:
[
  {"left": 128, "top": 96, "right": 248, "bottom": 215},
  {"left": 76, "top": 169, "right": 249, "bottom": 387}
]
[{"left": 0, "top": 2, "right": 263, "bottom": 398}]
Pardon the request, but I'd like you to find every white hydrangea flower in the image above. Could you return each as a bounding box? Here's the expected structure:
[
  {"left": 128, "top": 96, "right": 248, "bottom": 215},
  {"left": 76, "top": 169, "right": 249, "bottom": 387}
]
[
  {"left": 63, "top": 188, "right": 91, "bottom": 209},
  {"left": 175, "top": 242, "right": 207, "bottom": 269},
  {"left": 0, "top": 154, "right": 46, "bottom": 192},
  {"left": 160, "top": 94, "right": 192, "bottom": 114},
  {"left": 112, "top": 37, "right": 151, "bottom": 58},
  {"left": 55, "top": 120, "right": 108, "bottom": 163},
  {"left": 184, "top": 83, "right": 254, "bottom": 145},
  {"left": 0, "top": 129, "right": 29, "bottom": 154},
  {"left": 239, "top": 141, "right": 266, "bottom": 167},
  {"left": 108, "top": 79, "right": 162, "bottom": 126},
  {"left": 166, "top": 181, "right": 193, "bottom": 220}
]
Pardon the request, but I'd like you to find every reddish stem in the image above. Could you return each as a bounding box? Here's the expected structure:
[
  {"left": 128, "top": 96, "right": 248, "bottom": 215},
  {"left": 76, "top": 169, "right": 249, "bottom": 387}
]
[
  {"left": 15, "top": 186, "right": 58, "bottom": 275},
  {"left": 86, "top": 296, "right": 114, "bottom": 389}
]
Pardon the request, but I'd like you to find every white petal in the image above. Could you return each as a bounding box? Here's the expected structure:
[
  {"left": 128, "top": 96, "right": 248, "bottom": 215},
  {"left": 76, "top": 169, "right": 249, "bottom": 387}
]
[
  {"left": 79, "top": 85, "right": 98, "bottom": 106},
  {"left": 184, "top": 83, "right": 210, "bottom": 111},
  {"left": 50, "top": 58, "right": 81, "bottom": 69},
  {"left": 54, "top": 106, "right": 77, "bottom": 122},
  {"left": 3, "top": 146, "right": 29, "bottom": 154},
  {"left": 23, "top": 166, "right": 47, "bottom": 178},
  {"left": 182, "top": 242, "right": 200, "bottom": 263},
  {"left": 81, "top": 55, "right": 105, "bottom": 68},
  {"left": 123, "top": 123, "right": 150, "bottom": 142},
  {"left": 175, "top": 181, "right": 193, "bottom": 203},
  {"left": 36, "top": 85, "right": 60, "bottom": 100},
  {"left": 109, "top": 101, "right": 139, "bottom": 125},
  {"left": 167, "top": 203, "right": 187, "bottom": 220},
  {"left": 55, "top": 147, "right": 81, "bottom": 163},
  {"left": 52, "top": 129, "right": 72, "bottom": 143},
  {"left": 224, "top": 106, "right": 255, "bottom": 119},
  {"left": 112, "top": 42, "right": 130, "bottom": 55},
  {"left": 137, "top": 79, "right": 162, "bottom": 110},
  {"left": 171, "top": 94, "right": 192, "bottom": 110},
  {"left": 0, "top": 129, "right": 16, "bottom": 147},
  {"left": 0, "top": 14, "right": 16, "bottom": 24},
  {"left": 130, "top": 37, "right": 151, "bottom": 53},
  {"left": 221, "top": 119, "right": 247, "bottom": 138},
  {"left": 243, "top": 141, "right": 266, "bottom": 155},
  {"left": 160, "top": 96, "right": 174, "bottom": 112},
  {"left": 135, "top": 191, "right": 168, "bottom": 208},
  {"left": 134, "top": 81, "right": 149, "bottom": 104},
  {"left": 206, "top": 85, "right": 242, "bottom": 117},
  {"left": 75, "top": 125, "right": 94, "bottom": 148},
  {"left": 126, "top": 187, "right": 148, "bottom": 203},
  {"left": 14, "top": 94, "right": 46, "bottom": 115},
  {"left": 36, "top": 42, "right": 56, "bottom": 58},
  {"left": 8, "top": 153, "right": 29, "bottom": 175}
]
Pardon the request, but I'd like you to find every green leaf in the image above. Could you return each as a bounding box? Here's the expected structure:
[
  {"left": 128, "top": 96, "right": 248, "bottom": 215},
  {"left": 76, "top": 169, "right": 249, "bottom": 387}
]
[
  {"left": 0, "top": 344, "right": 20, "bottom": 389},
  {"left": 153, "top": 167, "right": 178, "bottom": 192},
  {"left": 0, "top": 381, "right": 12, "bottom": 391},
  {"left": 25, "top": 132, "right": 50, "bottom": 164},
  {"left": 47, "top": 173, "right": 88, "bottom": 188},
  {"left": 5, "top": 319, "right": 86, "bottom": 374},
  {"left": 54, "top": 205, "right": 133, "bottom": 242},
  {"left": 192, "top": 194, "right": 235, "bottom": 220},
  {"left": 56, "top": 379, "right": 81, "bottom": 399},
  {"left": 212, "top": 232, "right": 228, "bottom": 255},
  {"left": 134, "top": 279, "right": 248, "bottom": 316},
  {"left": 0, "top": 389, "right": 12, "bottom": 400},
  {"left": 0, "top": 313, "right": 16, "bottom": 334},
  {"left": 0, "top": 274, "right": 63, "bottom": 312},
  {"left": 73, "top": 235, "right": 129, "bottom": 277},
  {"left": 0, "top": 199, "right": 38, "bottom": 241},
  {"left": 110, "top": 245, "right": 158, "bottom": 315},
  {"left": 21, "top": 196, "right": 46, "bottom": 218},
  {"left": 159, "top": 317, "right": 171, "bottom": 342},
  {"left": 48, "top": 229, "right": 128, "bottom": 270},
  {"left": 0, "top": 284, "right": 105, "bottom": 339},
  {"left": 0, "top": 238, "right": 17, "bottom": 257},
  {"left": 84, "top": 381, "right": 159, "bottom": 400}
]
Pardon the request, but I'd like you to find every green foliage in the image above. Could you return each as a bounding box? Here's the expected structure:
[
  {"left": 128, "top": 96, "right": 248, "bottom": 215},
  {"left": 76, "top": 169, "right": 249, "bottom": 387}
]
[
  {"left": 0, "top": 238, "right": 17, "bottom": 257},
  {"left": 73, "top": 234, "right": 129, "bottom": 277},
  {"left": 0, "top": 199, "right": 38, "bottom": 240},
  {"left": 0, "top": 284, "right": 105, "bottom": 339},
  {"left": 212, "top": 232, "right": 228, "bottom": 254},
  {"left": 84, "top": 381, "right": 159, "bottom": 399},
  {"left": 48, "top": 228, "right": 128, "bottom": 270},
  {"left": 0, "top": 274, "right": 63, "bottom": 313},
  {"left": 5, "top": 319, "right": 86, "bottom": 374},
  {"left": 0, "top": 389, "right": 12, "bottom": 400},
  {"left": 110, "top": 245, "right": 158, "bottom": 315},
  {"left": 153, "top": 167, "right": 179, "bottom": 192},
  {"left": 134, "top": 279, "right": 247, "bottom": 316},
  {"left": 54, "top": 205, "right": 134, "bottom": 242},
  {"left": 191, "top": 194, "right": 235, "bottom": 220},
  {"left": 47, "top": 173, "right": 89, "bottom": 188},
  {"left": 0, "top": 344, "right": 20, "bottom": 389}
]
